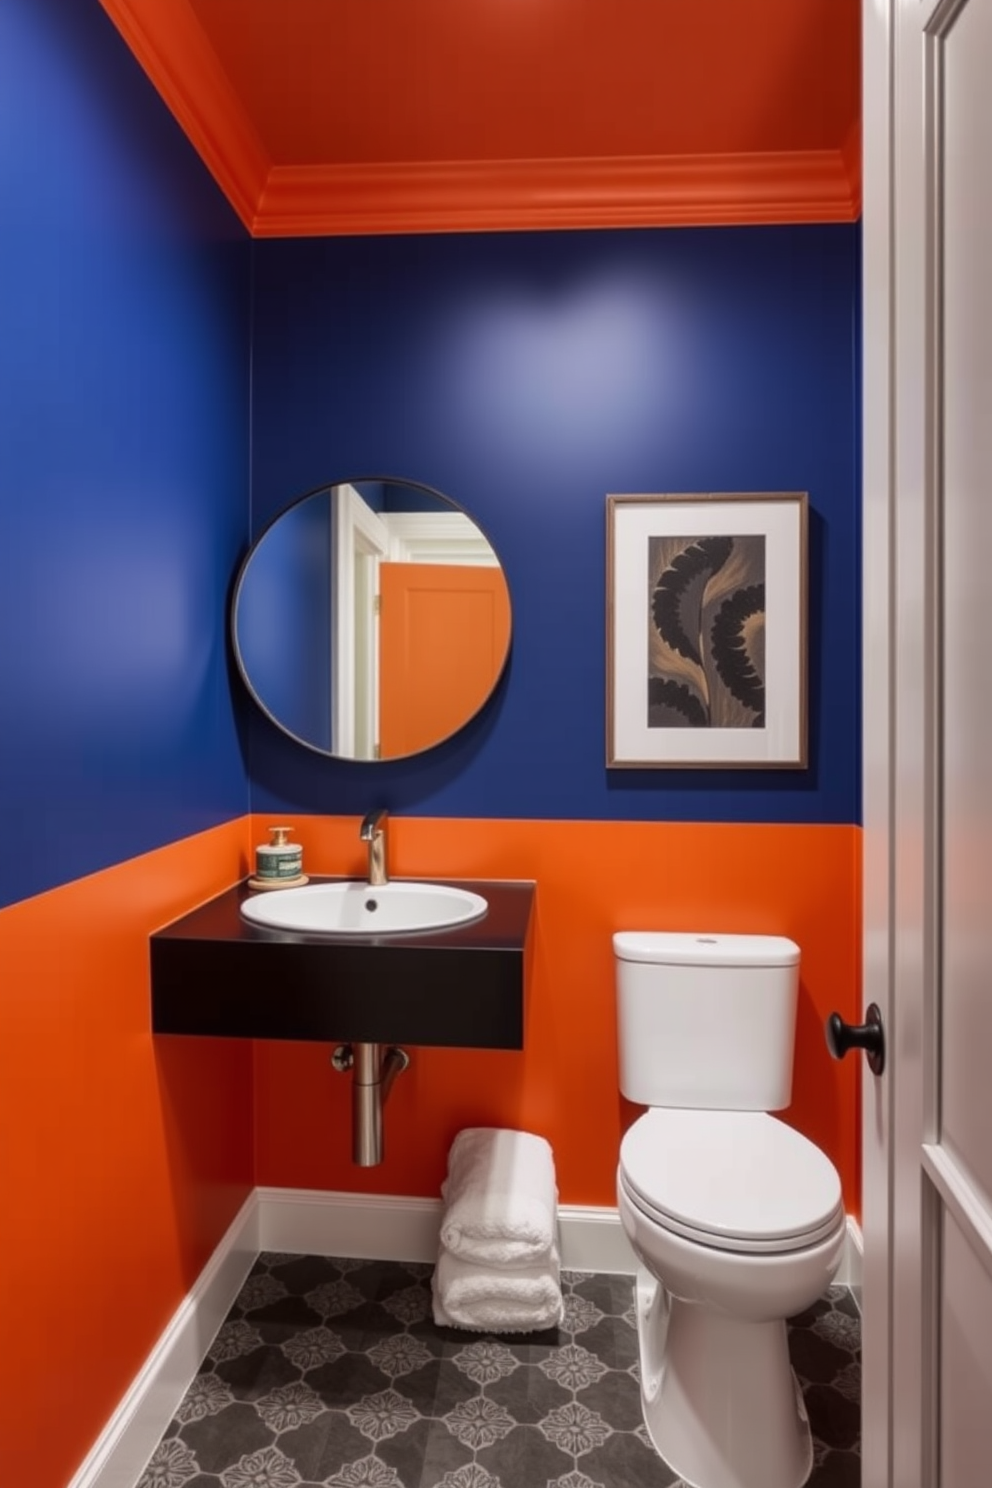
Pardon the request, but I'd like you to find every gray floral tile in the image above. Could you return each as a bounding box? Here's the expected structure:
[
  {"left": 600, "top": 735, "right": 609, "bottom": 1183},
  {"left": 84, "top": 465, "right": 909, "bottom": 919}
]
[
  {"left": 561, "top": 1292, "right": 606, "bottom": 1336},
  {"left": 431, "top": 1464, "right": 502, "bottom": 1488},
  {"left": 325, "top": 1455, "right": 404, "bottom": 1486},
  {"left": 547, "top": 1473, "right": 609, "bottom": 1488},
  {"left": 177, "top": 1376, "right": 236, "bottom": 1425},
  {"left": 137, "top": 1437, "right": 202, "bottom": 1488},
  {"left": 364, "top": 1333, "right": 430, "bottom": 1380},
  {"left": 562, "top": 1315, "right": 638, "bottom": 1373},
  {"left": 450, "top": 1340, "right": 520, "bottom": 1387},
  {"left": 275, "top": 1411, "right": 371, "bottom": 1481},
  {"left": 581, "top": 1426, "right": 684, "bottom": 1488},
  {"left": 803, "top": 1383, "right": 862, "bottom": 1455},
  {"left": 306, "top": 1353, "right": 406, "bottom": 1410},
  {"left": 487, "top": 1376, "right": 571, "bottom": 1433},
  {"left": 381, "top": 1417, "right": 468, "bottom": 1486},
  {"left": 236, "top": 1274, "right": 291, "bottom": 1313},
  {"left": 348, "top": 1388, "right": 421, "bottom": 1444},
  {"left": 566, "top": 1367, "right": 645, "bottom": 1436},
  {"left": 284, "top": 1327, "right": 349, "bottom": 1373},
  {"left": 138, "top": 1253, "right": 861, "bottom": 1488},
  {"left": 221, "top": 1444, "right": 301, "bottom": 1487},
  {"left": 304, "top": 1278, "right": 366, "bottom": 1318},
  {"left": 539, "top": 1343, "right": 609, "bottom": 1392},
  {"left": 258, "top": 1382, "right": 326, "bottom": 1433},
  {"left": 566, "top": 1275, "right": 632, "bottom": 1318},
  {"left": 209, "top": 1320, "right": 267, "bottom": 1363},
  {"left": 212, "top": 1344, "right": 301, "bottom": 1400},
  {"left": 475, "top": 1421, "right": 574, "bottom": 1484},
  {"left": 442, "top": 1396, "right": 517, "bottom": 1451},
  {"left": 176, "top": 1403, "right": 274, "bottom": 1475}
]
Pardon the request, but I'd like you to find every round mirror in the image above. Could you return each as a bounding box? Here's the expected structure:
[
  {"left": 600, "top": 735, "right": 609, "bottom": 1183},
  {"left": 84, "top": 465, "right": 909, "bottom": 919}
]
[{"left": 232, "top": 479, "right": 512, "bottom": 761}]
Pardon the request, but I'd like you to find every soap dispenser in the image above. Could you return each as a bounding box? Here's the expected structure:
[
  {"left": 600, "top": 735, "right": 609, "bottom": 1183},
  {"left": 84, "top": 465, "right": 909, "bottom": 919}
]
[{"left": 248, "top": 825, "right": 308, "bottom": 891}]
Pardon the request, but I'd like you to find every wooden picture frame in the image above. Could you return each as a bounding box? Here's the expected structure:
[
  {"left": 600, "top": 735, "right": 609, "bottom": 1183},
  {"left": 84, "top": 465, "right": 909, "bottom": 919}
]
[{"left": 607, "top": 492, "right": 808, "bottom": 768}]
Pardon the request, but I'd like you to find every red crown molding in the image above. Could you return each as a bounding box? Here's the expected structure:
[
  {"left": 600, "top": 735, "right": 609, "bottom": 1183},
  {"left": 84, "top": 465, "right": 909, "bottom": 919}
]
[
  {"left": 255, "top": 151, "right": 858, "bottom": 238},
  {"left": 100, "top": 2, "right": 859, "bottom": 237},
  {"left": 100, "top": 0, "right": 269, "bottom": 231},
  {"left": 840, "top": 119, "right": 863, "bottom": 218}
]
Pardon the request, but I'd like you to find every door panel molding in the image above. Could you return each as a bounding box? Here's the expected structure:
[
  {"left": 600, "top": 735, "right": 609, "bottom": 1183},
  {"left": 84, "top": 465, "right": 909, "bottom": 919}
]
[{"left": 923, "top": 1146, "right": 992, "bottom": 1283}]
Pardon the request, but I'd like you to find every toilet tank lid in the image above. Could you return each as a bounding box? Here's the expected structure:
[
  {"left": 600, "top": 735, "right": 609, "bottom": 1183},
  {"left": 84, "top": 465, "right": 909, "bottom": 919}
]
[{"left": 613, "top": 932, "right": 800, "bottom": 968}]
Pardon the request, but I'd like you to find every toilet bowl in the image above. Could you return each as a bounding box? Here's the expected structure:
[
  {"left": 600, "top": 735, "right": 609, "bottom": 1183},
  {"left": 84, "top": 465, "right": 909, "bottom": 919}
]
[{"left": 618, "top": 1108, "right": 845, "bottom": 1488}]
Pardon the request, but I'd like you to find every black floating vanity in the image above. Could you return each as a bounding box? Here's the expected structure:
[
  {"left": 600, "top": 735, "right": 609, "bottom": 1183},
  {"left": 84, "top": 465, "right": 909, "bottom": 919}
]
[{"left": 150, "top": 878, "right": 534, "bottom": 1050}]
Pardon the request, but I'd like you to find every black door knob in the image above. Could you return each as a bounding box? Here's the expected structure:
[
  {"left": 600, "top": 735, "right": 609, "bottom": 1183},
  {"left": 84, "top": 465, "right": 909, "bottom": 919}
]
[{"left": 825, "top": 1003, "right": 885, "bottom": 1076}]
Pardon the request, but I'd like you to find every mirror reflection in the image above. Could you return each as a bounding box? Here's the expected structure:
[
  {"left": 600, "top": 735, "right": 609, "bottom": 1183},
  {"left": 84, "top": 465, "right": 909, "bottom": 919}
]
[{"left": 232, "top": 480, "right": 512, "bottom": 761}]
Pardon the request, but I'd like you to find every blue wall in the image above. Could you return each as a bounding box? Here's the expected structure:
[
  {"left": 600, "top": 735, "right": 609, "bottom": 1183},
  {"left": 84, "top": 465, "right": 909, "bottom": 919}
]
[
  {"left": 250, "top": 227, "right": 861, "bottom": 824},
  {"left": 234, "top": 491, "right": 333, "bottom": 752},
  {"left": 0, "top": 0, "right": 862, "bottom": 917},
  {"left": 0, "top": 0, "right": 252, "bottom": 908}
]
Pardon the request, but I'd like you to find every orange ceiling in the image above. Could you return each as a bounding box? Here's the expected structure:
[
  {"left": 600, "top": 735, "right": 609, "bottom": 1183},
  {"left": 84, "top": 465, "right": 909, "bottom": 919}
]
[{"left": 101, "top": 0, "right": 861, "bottom": 236}]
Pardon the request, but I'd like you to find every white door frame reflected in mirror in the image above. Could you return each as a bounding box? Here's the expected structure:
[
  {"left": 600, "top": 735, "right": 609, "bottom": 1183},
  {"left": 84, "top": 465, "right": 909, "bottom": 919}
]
[{"left": 332, "top": 484, "right": 388, "bottom": 759}]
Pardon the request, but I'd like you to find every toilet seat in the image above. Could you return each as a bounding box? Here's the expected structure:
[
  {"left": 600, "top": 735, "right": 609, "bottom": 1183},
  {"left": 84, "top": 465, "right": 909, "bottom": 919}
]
[{"left": 619, "top": 1109, "right": 844, "bottom": 1255}]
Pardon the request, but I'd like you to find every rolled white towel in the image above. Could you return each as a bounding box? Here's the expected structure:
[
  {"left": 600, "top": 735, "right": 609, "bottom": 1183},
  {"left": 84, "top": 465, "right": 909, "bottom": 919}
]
[
  {"left": 439, "top": 1127, "right": 558, "bottom": 1268},
  {"left": 432, "top": 1247, "right": 564, "bottom": 1333}
]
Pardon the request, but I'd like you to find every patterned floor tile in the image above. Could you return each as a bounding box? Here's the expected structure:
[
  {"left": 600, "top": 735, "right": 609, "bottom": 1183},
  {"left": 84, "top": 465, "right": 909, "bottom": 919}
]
[{"left": 136, "top": 1259, "right": 860, "bottom": 1488}]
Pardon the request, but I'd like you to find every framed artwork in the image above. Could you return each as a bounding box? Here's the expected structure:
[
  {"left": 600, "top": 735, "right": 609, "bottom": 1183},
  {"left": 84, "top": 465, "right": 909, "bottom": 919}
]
[{"left": 606, "top": 492, "right": 808, "bottom": 768}]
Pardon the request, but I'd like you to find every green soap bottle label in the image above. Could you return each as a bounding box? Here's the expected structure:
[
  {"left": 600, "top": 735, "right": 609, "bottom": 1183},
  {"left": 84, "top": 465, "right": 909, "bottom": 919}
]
[{"left": 256, "top": 848, "right": 303, "bottom": 879}]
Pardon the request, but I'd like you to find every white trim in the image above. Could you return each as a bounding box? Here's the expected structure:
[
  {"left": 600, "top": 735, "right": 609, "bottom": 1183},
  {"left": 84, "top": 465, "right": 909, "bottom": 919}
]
[
  {"left": 382, "top": 510, "right": 499, "bottom": 566},
  {"left": 72, "top": 1190, "right": 863, "bottom": 1488},
  {"left": 922, "top": 1145, "right": 992, "bottom": 1286},
  {"left": 67, "top": 1192, "right": 259, "bottom": 1488},
  {"left": 254, "top": 1187, "right": 862, "bottom": 1284},
  {"left": 557, "top": 1204, "right": 638, "bottom": 1274},
  {"left": 861, "top": 0, "right": 896, "bottom": 1477},
  {"left": 332, "top": 483, "right": 389, "bottom": 758},
  {"left": 256, "top": 1186, "right": 443, "bottom": 1262},
  {"left": 836, "top": 1216, "right": 864, "bottom": 1294},
  {"left": 254, "top": 1187, "right": 638, "bottom": 1273}
]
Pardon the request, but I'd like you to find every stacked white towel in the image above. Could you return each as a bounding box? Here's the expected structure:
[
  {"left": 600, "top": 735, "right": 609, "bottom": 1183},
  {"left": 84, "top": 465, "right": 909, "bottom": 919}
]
[{"left": 432, "top": 1127, "right": 564, "bottom": 1333}]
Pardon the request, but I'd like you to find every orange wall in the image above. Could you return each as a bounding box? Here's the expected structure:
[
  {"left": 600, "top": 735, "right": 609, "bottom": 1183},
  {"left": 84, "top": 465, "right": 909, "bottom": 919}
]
[
  {"left": 0, "top": 812, "right": 859, "bottom": 1484},
  {"left": 253, "top": 816, "right": 861, "bottom": 1220},
  {"left": 0, "top": 819, "right": 253, "bottom": 1488}
]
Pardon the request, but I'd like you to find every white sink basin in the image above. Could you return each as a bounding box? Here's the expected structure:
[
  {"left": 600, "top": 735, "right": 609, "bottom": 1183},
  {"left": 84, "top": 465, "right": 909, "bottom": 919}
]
[{"left": 240, "top": 880, "right": 488, "bottom": 936}]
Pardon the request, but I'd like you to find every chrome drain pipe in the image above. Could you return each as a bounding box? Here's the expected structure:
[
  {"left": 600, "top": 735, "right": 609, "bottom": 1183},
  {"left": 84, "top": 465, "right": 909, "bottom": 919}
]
[{"left": 331, "top": 1042, "right": 410, "bottom": 1166}]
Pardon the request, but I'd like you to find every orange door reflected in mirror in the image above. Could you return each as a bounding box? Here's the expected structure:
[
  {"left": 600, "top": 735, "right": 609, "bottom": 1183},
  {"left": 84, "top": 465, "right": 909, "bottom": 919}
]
[{"left": 379, "top": 563, "right": 510, "bottom": 757}]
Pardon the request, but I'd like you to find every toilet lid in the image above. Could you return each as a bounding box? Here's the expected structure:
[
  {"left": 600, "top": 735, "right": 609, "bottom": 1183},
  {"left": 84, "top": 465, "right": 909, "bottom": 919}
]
[{"left": 620, "top": 1110, "right": 844, "bottom": 1254}]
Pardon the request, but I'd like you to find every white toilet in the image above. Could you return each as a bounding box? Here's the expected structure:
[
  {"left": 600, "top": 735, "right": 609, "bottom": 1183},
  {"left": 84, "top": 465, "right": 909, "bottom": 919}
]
[{"left": 614, "top": 931, "right": 846, "bottom": 1488}]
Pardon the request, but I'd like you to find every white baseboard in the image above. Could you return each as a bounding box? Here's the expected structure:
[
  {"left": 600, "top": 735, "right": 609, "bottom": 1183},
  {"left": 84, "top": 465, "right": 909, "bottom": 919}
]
[
  {"left": 254, "top": 1186, "right": 638, "bottom": 1274},
  {"left": 72, "top": 1189, "right": 863, "bottom": 1488},
  {"left": 67, "top": 1192, "right": 259, "bottom": 1488},
  {"left": 256, "top": 1185, "right": 444, "bottom": 1262},
  {"left": 837, "top": 1216, "right": 863, "bottom": 1293},
  {"left": 256, "top": 1188, "right": 863, "bottom": 1284}
]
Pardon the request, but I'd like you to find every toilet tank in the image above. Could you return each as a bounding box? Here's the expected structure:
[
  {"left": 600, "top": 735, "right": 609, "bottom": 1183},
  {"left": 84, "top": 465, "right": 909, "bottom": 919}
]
[{"left": 614, "top": 931, "right": 801, "bottom": 1111}]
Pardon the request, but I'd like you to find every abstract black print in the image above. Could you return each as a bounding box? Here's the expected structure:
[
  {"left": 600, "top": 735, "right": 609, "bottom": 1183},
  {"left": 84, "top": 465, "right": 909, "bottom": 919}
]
[
  {"left": 647, "top": 533, "right": 766, "bottom": 729},
  {"left": 607, "top": 492, "right": 806, "bottom": 767}
]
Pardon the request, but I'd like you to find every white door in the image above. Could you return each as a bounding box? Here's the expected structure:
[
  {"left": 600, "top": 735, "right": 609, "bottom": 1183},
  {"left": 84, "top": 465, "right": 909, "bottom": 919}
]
[{"left": 862, "top": 0, "right": 992, "bottom": 1482}]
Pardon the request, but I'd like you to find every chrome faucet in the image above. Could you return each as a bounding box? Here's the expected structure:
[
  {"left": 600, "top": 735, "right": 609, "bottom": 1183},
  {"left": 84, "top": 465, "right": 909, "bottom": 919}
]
[{"left": 360, "top": 808, "right": 389, "bottom": 887}]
